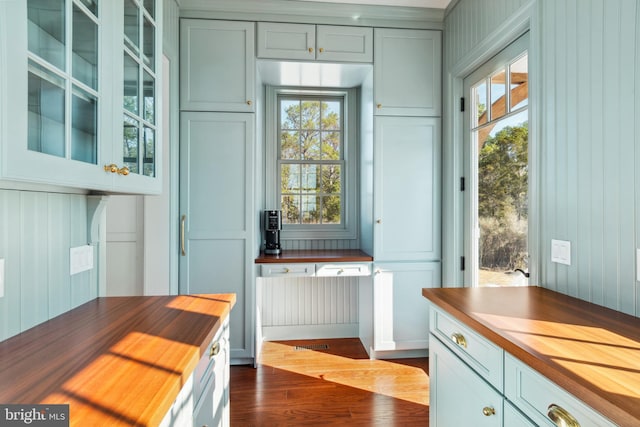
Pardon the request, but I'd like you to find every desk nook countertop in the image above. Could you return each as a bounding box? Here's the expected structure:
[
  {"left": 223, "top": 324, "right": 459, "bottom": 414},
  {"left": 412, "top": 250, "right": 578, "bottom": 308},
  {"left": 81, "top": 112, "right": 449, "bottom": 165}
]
[
  {"left": 0, "top": 293, "right": 236, "bottom": 426},
  {"left": 255, "top": 249, "right": 373, "bottom": 264},
  {"left": 422, "top": 286, "right": 640, "bottom": 426}
]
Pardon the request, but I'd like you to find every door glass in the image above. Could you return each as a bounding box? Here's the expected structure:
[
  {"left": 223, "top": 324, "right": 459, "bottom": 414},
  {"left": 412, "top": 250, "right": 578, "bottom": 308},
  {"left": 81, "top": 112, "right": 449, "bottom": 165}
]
[
  {"left": 28, "top": 0, "right": 66, "bottom": 71},
  {"left": 71, "top": 85, "right": 97, "bottom": 163},
  {"left": 72, "top": 4, "right": 98, "bottom": 90},
  {"left": 469, "top": 46, "right": 529, "bottom": 287}
]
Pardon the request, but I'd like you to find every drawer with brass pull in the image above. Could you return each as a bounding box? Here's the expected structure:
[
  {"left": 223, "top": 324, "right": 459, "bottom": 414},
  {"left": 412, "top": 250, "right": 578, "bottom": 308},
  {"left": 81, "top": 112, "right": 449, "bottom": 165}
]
[
  {"left": 315, "top": 263, "right": 371, "bottom": 277},
  {"left": 430, "top": 305, "right": 504, "bottom": 391},
  {"left": 505, "top": 353, "right": 615, "bottom": 427},
  {"left": 260, "top": 263, "right": 315, "bottom": 278}
]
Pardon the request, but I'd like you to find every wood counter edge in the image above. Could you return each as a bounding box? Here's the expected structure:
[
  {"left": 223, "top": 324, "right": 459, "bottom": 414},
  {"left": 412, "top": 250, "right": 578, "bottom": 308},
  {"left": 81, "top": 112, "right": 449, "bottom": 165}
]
[
  {"left": 422, "top": 287, "right": 637, "bottom": 426},
  {"left": 255, "top": 249, "right": 373, "bottom": 264}
]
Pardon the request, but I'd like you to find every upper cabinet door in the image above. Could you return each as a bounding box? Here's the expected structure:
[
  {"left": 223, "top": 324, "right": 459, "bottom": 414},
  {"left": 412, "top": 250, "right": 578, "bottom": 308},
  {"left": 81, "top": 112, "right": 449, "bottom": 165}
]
[
  {"left": 257, "top": 22, "right": 316, "bottom": 61},
  {"left": 316, "top": 25, "right": 372, "bottom": 63},
  {"left": 180, "top": 19, "right": 255, "bottom": 112},
  {"left": 374, "top": 28, "right": 442, "bottom": 117}
]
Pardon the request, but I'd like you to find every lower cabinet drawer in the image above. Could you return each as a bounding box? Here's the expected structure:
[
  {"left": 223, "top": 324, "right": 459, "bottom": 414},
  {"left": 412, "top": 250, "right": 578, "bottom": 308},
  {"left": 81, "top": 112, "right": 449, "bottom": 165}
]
[
  {"left": 315, "top": 263, "right": 371, "bottom": 277},
  {"left": 504, "top": 353, "right": 615, "bottom": 427},
  {"left": 430, "top": 305, "right": 504, "bottom": 391},
  {"left": 260, "top": 263, "right": 315, "bottom": 277}
]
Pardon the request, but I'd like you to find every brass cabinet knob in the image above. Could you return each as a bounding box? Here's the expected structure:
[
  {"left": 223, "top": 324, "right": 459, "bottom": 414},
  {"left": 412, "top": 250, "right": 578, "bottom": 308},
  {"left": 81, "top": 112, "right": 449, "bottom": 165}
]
[
  {"left": 376, "top": 219, "right": 382, "bottom": 224},
  {"left": 209, "top": 341, "right": 221, "bottom": 359},
  {"left": 104, "top": 164, "right": 118, "bottom": 173},
  {"left": 318, "top": 47, "right": 324, "bottom": 53},
  {"left": 308, "top": 47, "right": 314, "bottom": 53},
  {"left": 482, "top": 407, "right": 496, "bottom": 417},
  {"left": 377, "top": 103, "right": 382, "bottom": 109},
  {"left": 547, "top": 404, "right": 580, "bottom": 427},
  {"left": 451, "top": 332, "right": 467, "bottom": 348},
  {"left": 247, "top": 100, "right": 252, "bottom": 106},
  {"left": 117, "top": 166, "right": 130, "bottom": 176}
]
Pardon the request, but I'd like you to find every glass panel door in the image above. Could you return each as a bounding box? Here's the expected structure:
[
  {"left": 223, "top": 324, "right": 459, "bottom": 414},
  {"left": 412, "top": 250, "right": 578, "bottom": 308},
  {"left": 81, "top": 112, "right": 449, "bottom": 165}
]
[{"left": 464, "top": 33, "right": 530, "bottom": 287}]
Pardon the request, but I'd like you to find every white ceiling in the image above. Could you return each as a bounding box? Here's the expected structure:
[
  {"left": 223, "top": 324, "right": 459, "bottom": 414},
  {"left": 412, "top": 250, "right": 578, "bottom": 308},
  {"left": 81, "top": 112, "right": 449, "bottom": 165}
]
[{"left": 292, "top": 0, "right": 451, "bottom": 8}]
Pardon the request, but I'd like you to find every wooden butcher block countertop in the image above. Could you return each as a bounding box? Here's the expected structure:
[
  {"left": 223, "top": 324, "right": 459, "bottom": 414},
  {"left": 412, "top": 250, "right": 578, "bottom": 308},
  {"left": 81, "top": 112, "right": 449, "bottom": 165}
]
[
  {"left": 0, "top": 293, "right": 236, "bottom": 426},
  {"left": 422, "top": 286, "right": 640, "bottom": 426}
]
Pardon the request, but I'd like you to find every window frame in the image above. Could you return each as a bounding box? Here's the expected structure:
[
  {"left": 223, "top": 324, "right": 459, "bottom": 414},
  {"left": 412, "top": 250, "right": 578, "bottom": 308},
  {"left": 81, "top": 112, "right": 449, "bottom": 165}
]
[{"left": 266, "top": 86, "right": 358, "bottom": 240}]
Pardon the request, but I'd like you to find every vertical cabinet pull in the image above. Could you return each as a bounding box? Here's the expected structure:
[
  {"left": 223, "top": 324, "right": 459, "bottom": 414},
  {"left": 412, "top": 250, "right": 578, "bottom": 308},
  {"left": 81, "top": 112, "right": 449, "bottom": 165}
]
[{"left": 181, "top": 215, "right": 186, "bottom": 256}]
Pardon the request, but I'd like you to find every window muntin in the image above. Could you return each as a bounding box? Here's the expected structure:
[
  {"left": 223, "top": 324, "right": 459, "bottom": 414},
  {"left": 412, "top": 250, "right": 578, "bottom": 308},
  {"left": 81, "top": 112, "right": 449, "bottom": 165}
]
[{"left": 278, "top": 95, "right": 344, "bottom": 225}]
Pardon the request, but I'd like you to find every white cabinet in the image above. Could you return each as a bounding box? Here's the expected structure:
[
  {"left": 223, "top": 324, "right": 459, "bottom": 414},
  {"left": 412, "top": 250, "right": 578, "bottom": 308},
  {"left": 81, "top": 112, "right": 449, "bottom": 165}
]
[
  {"left": 374, "top": 116, "right": 441, "bottom": 262},
  {"left": 194, "top": 319, "right": 230, "bottom": 427},
  {"left": 371, "top": 262, "right": 439, "bottom": 353},
  {"left": 0, "top": 0, "right": 162, "bottom": 194},
  {"left": 180, "top": 19, "right": 255, "bottom": 112},
  {"left": 260, "top": 263, "right": 316, "bottom": 278},
  {"left": 179, "top": 112, "right": 255, "bottom": 364},
  {"left": 429, "top": 336, "right": 503, "bottom": 427},
  {"left": 374, "top": 28, "right": 441, "bottom": 117},
  {"left": 257, "top": 22, "right": 373, "bottom": 63},
  {"left": 428, "top": 303, "right": 616, "bottom": 427},
  {"left": 505, "top": 354, "right": 615, "bottom": 427},
  {"left": 260, "top": 262, "right": 371, "bottom": 278}
]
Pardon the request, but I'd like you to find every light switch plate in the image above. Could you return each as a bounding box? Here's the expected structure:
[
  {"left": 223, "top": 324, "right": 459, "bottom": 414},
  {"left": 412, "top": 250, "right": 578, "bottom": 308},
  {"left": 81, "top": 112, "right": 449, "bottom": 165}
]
[
  {"left": 0, "top": 258, "right": 4, "bottom": 298},
  {"left": 551, "top": 239, "right": 571, "bottom": 265},
  {"left": 70, "top": 245, "right": 94, "bottom": 276}
]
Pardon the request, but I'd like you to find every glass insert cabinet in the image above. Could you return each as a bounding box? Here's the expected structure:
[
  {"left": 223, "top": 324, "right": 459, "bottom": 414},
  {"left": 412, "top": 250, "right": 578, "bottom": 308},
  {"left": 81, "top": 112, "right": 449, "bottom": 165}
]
[{"left": 0, "top": 0, "right": 161, "bottom": 194}]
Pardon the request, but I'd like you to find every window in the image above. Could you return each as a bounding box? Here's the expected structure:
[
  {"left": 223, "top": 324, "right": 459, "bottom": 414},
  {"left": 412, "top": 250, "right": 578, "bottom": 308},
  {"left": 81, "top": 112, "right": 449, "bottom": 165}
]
[{"left": 267, "top": 87, "right": 357, "bottom": 240}]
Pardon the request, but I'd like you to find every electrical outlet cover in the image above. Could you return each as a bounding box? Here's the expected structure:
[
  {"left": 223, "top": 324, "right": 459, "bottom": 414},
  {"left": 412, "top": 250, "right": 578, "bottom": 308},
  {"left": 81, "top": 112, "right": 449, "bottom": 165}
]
[
  {"left": 551, "top": 239, "right": 571, "bottom": 265},
  {"left": 70, "top": 246, "right": 94, "bottom": 276}
]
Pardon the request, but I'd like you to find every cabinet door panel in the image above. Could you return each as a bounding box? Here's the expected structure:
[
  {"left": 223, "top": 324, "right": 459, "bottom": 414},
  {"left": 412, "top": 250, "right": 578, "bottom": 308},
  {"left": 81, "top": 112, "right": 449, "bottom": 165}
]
[
  {"left": 373, "top": 262, "right": 440, "bottom": 351},
  {"left": 180, "top": 112, "right": 255, "bottom": 362},
  {"left": 429, "top": 336, "right": 503, "bottom": 427},
  {"left": 257, "top": 22, "right": 315, "bottom": 60},
  {"left": 374, "top": 28, "right": 441, "bottom": 116},
  {"left": 181, "top": 20, "right": 255, "bottom": 112},
  {"left": 316, "top": 25, "right": 373, "bottom": 63},
  {"left": 374, "top": 116, "right": 441, "bottom": 261}
]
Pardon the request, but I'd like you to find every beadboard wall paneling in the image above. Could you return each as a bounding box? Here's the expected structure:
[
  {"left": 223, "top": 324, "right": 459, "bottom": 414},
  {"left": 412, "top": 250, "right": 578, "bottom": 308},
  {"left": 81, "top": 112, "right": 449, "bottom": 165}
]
[
  {"left": 261, "top": 276, "right": 359, "bottom": 327},
  {"left": 538, "top": 0, "right": 639, "bottom": 315},
  {"left": 444, "top": 0, "right": 531, "bottom": 69},
  {"left": 0, "top": 190, "right": 95, "bottom": 341},
  {"left": 281, "top": 239, "right": 361, "bottom": 251},
  {"left": 444, "top": 0, "right": 640, "bottom": 316}
]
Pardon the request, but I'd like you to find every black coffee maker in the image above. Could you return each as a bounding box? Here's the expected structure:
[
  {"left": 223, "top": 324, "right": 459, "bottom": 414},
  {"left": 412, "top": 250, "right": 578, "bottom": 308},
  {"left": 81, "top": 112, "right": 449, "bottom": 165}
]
[{"left": 264, "top": 210, "right": 282, "bottom": 255}]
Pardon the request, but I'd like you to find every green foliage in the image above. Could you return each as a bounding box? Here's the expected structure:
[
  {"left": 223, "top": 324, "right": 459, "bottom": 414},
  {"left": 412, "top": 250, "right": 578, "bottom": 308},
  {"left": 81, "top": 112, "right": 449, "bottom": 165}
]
[
  {"left": 280, "top": 99, "right": 342, "bottom": 224},
  {"left": 478, "top": 122, "right": 528, "bottom": 270}
]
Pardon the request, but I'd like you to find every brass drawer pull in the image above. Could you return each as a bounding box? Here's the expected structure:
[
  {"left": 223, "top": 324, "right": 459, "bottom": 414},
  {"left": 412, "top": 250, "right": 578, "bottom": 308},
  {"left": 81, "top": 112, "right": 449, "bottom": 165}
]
[
  {"left": 482, "top": 406, "right": 495, "bottom": 417},
  {"left": 451, "top": 332, "right": 467, "bottom": 348},
  {"left": 548, "top": 404, "right": 580, "bottom": 427},
  {"left": 209, "top": 342, "right": 221, "bottom": 359}
]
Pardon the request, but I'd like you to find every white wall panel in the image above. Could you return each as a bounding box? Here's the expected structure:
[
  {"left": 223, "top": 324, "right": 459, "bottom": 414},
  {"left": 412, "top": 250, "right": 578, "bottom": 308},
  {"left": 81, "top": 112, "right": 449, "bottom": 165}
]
[
  {"left": 444, "top": 0, "right": 640, "bottom": 316},
  {"left": 261, "top": 276, "right": 359, "bottom": 327},
  {"left": 0, "top": 190, "right": 95, "bottom": 341}
]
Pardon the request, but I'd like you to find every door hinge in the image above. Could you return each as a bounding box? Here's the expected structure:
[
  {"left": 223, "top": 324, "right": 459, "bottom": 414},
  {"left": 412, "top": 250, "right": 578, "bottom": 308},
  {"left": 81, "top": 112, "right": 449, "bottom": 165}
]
[
  {"left": 460, "top": 97, "right": 465, "bottom": 112},
  {"left": 460, "top": 177, "right": 465, "bottom": 191},
  {"left": 460, "top": 256, "right": 465, "bottom": 271}
]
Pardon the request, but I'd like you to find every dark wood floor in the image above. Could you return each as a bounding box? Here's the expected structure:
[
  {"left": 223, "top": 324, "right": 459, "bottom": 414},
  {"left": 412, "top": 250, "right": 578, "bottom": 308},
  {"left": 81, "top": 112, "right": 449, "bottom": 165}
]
[{"left": 230, "top": 338, "right": 429, "bottom": 426}]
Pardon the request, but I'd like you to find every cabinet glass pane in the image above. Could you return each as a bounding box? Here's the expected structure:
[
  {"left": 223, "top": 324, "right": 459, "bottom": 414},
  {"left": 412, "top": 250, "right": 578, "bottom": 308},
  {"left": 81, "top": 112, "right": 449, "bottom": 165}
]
[
  {"left": 143, "top": 0, "right": 154, "bottom": 18},
  {"left": 143, "top": 70, "right": 154, "bottom": 123},
  {"left": 71, "top": 86, "right": 97, "bottom": 164},
  {"left": 72, "top": 5, "right": 98, "bottom": 89},
  {"left": 143, "top": 126, "right": 155, "bottom": 177},
  {"left": 78, "top": 0, "right": 98, "bottom": 16},
  {"left": 27, "top": 0, "right": 66, "bottom": 71},
  {"left": 124, "top": 52, "right": 139, "bottom": 114},
  {"left": 143, "top": 16, "right": 155, "bottom": 71},
  {"left": 28, "top": 62, "right": 65, "bottom": 158},
  {"left": 124, "top": 0, "right": 139, "bottom": 53},
  {"left": 123, "top": 114, "right": 139, "bottom": 173}
]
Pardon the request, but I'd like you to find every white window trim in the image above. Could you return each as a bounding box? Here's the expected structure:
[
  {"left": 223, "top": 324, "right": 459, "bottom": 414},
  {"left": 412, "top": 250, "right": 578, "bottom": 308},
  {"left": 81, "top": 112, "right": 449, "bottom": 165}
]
[{"left": 265, "top": 86, "right": 358, "bottom": 240}]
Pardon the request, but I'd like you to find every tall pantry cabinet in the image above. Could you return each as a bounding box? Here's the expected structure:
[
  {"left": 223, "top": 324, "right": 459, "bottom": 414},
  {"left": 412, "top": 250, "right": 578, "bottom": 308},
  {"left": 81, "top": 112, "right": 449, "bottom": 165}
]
[
  {"left": 179, "top": 19, "right": 256, "bottom": 364},
  {"left": 368, "top": 28, "right": 442, "bottom": 356}
]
